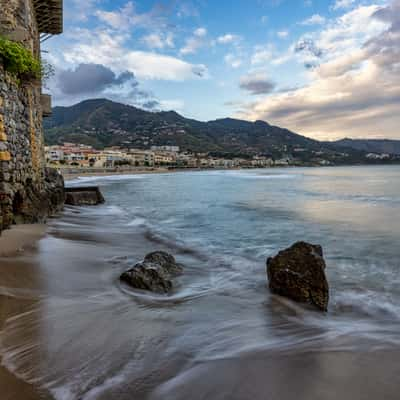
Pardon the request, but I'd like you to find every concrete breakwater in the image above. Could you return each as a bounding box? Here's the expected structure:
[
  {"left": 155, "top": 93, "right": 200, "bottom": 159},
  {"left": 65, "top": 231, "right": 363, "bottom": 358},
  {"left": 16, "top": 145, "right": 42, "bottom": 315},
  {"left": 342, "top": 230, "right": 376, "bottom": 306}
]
[{"left": 65, "top": 186, "right": 105, "bottom": 206}]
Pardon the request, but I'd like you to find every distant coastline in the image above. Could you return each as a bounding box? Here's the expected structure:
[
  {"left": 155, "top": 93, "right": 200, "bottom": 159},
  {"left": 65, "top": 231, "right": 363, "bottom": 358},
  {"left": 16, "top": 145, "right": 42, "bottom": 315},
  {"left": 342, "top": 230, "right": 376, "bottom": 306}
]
[{"left": 60, "top": 163, "right": 400, "bottom": 182}]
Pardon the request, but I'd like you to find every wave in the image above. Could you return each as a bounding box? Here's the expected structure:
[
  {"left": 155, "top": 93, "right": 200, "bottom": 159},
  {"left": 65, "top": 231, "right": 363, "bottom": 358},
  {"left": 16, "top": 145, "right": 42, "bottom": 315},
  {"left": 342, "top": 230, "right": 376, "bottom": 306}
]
[
  {"left": 66, "top": 174, "right": 144, "bottom": 186},
  {"left": 212, "top": 170, "right": 300, "bottom": 180}
]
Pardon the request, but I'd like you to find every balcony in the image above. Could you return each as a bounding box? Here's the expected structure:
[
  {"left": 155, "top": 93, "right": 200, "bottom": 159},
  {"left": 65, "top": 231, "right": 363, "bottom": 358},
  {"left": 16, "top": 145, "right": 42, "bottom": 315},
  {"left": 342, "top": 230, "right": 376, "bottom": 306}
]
[{"left": 33, "top": 0, "right": 63, "bottom": 35}]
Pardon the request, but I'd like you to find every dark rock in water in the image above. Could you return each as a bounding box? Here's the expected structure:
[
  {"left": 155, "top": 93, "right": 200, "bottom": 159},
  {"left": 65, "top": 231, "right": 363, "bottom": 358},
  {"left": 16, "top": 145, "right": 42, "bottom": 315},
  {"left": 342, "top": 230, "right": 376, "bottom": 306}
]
[
  {"left": 120, "top": 251, "right": 183, "bottom": 294},
  {"left": 65, "top": 186, "right": 105, "bottom": 206},
  {"left": 143, "top": 251, "right": 184, "bottom": 275},
  {"left": 266, "top": 241, "right": 329, "bottom": 311}
]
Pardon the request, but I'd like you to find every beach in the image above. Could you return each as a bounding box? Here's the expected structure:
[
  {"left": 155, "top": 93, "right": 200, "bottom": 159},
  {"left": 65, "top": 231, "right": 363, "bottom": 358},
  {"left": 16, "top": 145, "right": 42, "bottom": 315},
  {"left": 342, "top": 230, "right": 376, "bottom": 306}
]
[
  {"left": 0, "top": 225, "right": 52, "bottom": 399},
  {"left": 0, "top": 166, "right": 400, "bottom": 399}
]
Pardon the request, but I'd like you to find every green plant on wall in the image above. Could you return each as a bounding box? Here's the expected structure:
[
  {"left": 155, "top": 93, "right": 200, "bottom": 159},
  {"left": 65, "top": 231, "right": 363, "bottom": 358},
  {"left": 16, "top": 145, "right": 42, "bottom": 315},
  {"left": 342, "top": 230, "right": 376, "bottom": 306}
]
[{"left": 0, "top": 36, "right": 41, "bottom": 81}]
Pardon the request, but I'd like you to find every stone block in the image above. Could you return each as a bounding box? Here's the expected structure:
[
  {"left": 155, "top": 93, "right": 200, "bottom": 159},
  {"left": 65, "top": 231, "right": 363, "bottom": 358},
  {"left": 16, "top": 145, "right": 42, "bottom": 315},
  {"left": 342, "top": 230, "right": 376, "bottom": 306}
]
[{"left": 0, "top": 151, "right": 11, "bottom": 161}]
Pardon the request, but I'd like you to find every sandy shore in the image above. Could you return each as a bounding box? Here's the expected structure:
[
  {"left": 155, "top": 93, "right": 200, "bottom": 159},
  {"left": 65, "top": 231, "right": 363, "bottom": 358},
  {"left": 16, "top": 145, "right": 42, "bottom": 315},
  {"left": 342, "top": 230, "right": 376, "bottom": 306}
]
[
  {"left": 0, "top": 224, "right": 52, "bottom": 399},
  {"left": 0, "top": 224, "right": 47, "bottom": 257}
]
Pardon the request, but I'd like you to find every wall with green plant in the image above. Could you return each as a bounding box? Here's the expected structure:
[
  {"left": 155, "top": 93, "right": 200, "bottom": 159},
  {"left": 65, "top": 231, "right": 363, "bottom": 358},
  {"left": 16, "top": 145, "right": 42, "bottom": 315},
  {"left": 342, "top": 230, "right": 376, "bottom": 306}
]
[{"left": 0, "top": 36, "right": 41, "bottom": 81}]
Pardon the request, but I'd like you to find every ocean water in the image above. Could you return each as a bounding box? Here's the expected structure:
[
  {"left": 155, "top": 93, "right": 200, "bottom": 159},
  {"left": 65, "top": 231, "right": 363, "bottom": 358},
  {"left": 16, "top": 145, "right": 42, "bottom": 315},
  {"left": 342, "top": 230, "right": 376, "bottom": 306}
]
[{"left": 1, "top": 166, "right": 400, "bottom": 399}]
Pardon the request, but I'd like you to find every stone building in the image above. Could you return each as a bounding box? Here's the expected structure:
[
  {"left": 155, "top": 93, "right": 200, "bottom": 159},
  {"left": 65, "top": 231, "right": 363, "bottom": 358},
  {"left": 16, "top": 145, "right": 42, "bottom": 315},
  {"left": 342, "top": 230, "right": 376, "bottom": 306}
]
[{"left": 0, "top": 0, "right": 64, "bottom": 233}]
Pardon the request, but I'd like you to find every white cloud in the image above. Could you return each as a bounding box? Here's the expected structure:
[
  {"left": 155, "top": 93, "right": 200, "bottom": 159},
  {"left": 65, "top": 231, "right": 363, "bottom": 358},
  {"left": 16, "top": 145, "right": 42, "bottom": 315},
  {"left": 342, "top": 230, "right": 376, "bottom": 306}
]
[
  {"left": 180, "top": 28, "right": 208, "bottom": 55},
  {"left": 217, "top": 34, "right": 241, "bottom": 44},
  {"left": 66, "top": 0, "right": 99, "bottom": 22},
  {"left": 332, "top": 0, "right": 355, "bottom": 10},
  {"left": 62, "top": 30, "right": 208, "bottom": 81},
  {"left": 94, "top": 1, "right": 167, "bottom": 31},
  {"left": 277, "top": 30, "right": 289, "bottom": 38},
  {"left": 301, "top": 14, "right": 326, "bottom": 25},
  {"left": 194, "top": 27, "right": 207, "bottom": 37},
  {"left": 224, "top": 53, "right": 243, "bottom": 68},
  {"left": 142, "top": 33, "right": 174, "bottom": 49},
  {"left": 159, "top": 99, "right": 185, "bottom": 111},
  {"left": 251, "top": 45, "right": 274, "bottom": 65},
  {"left": 236, "top": 2, "right": 400, "bottom": 140}
]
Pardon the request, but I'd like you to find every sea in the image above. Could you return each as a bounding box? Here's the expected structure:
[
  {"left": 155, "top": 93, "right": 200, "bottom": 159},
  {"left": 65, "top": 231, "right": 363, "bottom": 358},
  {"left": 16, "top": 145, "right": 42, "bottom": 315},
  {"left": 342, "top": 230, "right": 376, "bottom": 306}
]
[{"left": 1, "top": 166, "right": 400, "bottom": 399}]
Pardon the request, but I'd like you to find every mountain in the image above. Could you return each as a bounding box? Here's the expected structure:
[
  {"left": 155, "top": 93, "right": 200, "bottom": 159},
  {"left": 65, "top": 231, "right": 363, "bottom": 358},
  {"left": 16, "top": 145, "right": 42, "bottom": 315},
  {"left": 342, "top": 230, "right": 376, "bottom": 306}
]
[
  {"left": 44, "top": 99, "right": 319, "bottom": 155},
  {"left": 332, "top": 139, "right": 400, "bottom": 155},
  {"left": 43, "top": 98, "right": 395, "bottom": 165}
]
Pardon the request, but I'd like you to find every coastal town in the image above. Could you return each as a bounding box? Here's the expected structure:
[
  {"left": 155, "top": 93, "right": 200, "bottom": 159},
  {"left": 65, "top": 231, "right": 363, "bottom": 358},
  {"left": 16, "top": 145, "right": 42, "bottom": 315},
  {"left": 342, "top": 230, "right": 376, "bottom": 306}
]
[
  {"left": 45, "top": 142, "right": 398, "bottom": 172},
  {"left": 45, "top": 142, "right": 284, "bottom": 170}
]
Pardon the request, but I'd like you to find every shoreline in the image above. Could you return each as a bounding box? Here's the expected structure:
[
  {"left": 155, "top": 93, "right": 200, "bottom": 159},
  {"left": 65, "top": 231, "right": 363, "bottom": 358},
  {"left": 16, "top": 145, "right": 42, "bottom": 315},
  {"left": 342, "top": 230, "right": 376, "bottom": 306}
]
[
  {"left": 0, "top": 224, "right": 47, "bottom": 257},
  {"left": 58, "top": 163, "right": 400, "bottom": 182},
  {"left": 0, "top": 224, "right": 52, "bottom": 399}
]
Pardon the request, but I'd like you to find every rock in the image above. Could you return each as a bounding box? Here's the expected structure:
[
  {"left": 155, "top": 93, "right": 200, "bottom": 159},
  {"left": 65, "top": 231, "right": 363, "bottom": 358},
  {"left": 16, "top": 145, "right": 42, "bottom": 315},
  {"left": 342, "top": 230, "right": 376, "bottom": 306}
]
[
  {"left": 44, "top": 168, "right": 65, "bottom": 215},
  {"left": 266, "top": 241, "right": 329, "bottom": 311},
  {"left": 120, "top": 251, "right": 183, "bottom": 294},
  {"left": 65, "top": 186, "right": 105, "bottom": 206}
]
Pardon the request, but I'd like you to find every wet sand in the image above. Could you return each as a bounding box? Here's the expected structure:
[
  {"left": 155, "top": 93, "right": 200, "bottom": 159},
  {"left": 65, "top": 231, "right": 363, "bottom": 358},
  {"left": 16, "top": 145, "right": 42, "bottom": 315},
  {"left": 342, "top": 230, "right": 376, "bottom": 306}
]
[
  {"left": 149, "top": 348, "right": 400, "bottom": 400},
  {"left": 0, "top": 221, "right": 399, "bottom": 400},
  {"left": 0, "top": 225, "right": 52, "bottom": 399},
  {"left": 0, "top": 224, "right": 47, "bottom": 257}
]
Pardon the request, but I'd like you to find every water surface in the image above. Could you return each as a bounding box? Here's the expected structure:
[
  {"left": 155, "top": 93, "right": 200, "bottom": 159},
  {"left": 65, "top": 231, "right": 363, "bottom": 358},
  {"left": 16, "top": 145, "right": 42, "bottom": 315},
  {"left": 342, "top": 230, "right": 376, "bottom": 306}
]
[{"left": 1, "top": 166, "right": 400, "bottom": 399}]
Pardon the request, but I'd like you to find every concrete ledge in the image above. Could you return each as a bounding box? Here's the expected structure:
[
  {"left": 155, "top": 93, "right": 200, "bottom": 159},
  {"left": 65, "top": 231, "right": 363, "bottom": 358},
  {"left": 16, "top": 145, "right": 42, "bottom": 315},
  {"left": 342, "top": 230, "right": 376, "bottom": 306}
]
[
  {"left": 41, "top": 94, "right": 52, "bottom": 117},
  {"left": 65, "top": 186, "right": 105, "bottom": 206}
]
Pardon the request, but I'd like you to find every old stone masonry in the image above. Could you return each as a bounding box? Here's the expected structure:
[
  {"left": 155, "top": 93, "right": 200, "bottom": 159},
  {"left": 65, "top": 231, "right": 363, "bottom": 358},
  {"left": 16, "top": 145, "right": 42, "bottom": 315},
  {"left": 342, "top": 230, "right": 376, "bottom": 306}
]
[{"left": 0, "top": 0, "right": 64, "bottom": 233}]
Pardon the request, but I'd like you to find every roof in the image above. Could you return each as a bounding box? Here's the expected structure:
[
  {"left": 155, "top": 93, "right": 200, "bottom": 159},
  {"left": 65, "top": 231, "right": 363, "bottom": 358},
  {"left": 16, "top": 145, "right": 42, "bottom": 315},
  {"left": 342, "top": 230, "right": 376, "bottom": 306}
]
[{"left": 33, "top": 0, "right": 63, "bottom": 35}]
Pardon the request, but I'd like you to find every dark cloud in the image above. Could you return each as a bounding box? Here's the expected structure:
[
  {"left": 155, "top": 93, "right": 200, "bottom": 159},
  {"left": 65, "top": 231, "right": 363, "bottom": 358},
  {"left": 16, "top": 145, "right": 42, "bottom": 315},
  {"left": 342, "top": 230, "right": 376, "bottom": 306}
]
[
  {"left": 141, "top": 100, "right": 161, "bottom": 110},
  {"left": 240, "top": 75, "right": 275, "bottom": 95},
  {"left": 55, "top": 63, "right": 162, "bottom": 111},
  {"left": 58, "top": 64, "right": 137, "bottom": 95},
  {"left": 295, "top": 39, "right": 323, "bottom": 58}
]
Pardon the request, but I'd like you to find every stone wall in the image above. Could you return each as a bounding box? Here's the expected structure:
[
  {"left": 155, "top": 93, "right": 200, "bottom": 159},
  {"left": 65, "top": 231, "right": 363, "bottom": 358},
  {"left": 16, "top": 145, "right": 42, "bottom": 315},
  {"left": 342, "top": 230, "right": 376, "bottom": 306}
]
[{"left": 0, "top": 0, "right": 64, "bottom": 233}]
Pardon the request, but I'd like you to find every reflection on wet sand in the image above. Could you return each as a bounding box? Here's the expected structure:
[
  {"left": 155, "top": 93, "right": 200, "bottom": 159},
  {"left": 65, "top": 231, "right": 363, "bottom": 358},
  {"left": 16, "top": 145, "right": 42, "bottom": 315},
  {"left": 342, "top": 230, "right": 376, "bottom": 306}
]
[{"left": 0, "top": 254, "right": 52, "bottom": 400}]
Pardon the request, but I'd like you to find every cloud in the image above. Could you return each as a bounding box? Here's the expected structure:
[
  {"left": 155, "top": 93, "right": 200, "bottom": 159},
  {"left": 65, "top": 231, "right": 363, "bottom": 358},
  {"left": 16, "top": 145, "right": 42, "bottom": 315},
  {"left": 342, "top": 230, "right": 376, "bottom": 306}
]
[
  {"left": 236, "top": 2, "right": 400, "bottom": 140},
  {"left": 224, "top": 53, "right": 243, "bottom": 68},
  {"left": 54, "top": 63, "right": 161, "bottom": 110},
  {"left": 277, "top": 30, "right": 289, "bottom": 38},
  {"left": 66, "top": 0, "right": 100, "bottom": 22},
  {"left": 239, "top": 73, "right": 275, "bottom": 95},
  {"left": 180, "top": 27, "right": 208, "bottom": 54},
  {"left": 141, "top": 32, "right": 174, "bottom": 49},
  {"left": 301, "top": 14, "right": 326, "bottom": 25},
  {"left": 251, "top": 45, "right": 274, "bottom": 65},
  {"left": 94, "top": 1, "right": 171, "bottom": 31},
  {"left": 194, "top": 27, "right": 207, "bottom": 37},
  {"left": 58, "top": 64, "right": 138, "bottom": 95},
  {"left": 217, "top": 34, "right": 241, "bottom": 44},
  {"left": 63, "top": 30, "right": 208, "bottom": 81},
  {"left": 332, "top": 0, "right": 355, "bottom": 10}
]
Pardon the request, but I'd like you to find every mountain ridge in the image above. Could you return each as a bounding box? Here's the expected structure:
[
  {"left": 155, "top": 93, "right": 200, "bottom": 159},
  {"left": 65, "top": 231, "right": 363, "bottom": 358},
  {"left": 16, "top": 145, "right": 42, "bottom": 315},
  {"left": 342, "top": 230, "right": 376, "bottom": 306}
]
[{"left": 44, "top": 98, "right": 398, "bottom": 165}]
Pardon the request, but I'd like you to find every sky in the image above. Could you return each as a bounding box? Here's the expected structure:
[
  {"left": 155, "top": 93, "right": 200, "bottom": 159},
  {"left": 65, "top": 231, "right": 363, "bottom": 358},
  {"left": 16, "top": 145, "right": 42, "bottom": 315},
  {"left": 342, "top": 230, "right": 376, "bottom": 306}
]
[{"left": 43, "top": 0, "right": 400, "bottom": 141}]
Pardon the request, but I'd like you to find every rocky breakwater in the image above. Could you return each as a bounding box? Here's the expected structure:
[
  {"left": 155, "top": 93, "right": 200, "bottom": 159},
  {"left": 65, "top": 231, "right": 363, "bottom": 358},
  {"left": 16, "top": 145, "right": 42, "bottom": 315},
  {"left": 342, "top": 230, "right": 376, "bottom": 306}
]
[
  {"left": 267, "top": 241, "right": 329, "bottom": 311},
  {"left": 120, "top": 251, "right": 184, "bottom": 294}
]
